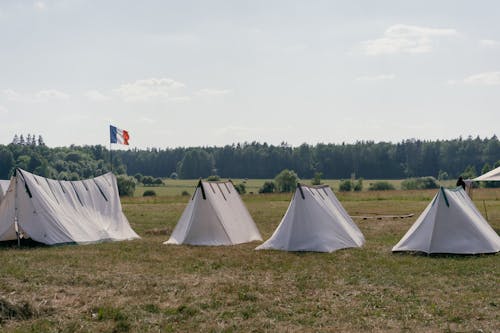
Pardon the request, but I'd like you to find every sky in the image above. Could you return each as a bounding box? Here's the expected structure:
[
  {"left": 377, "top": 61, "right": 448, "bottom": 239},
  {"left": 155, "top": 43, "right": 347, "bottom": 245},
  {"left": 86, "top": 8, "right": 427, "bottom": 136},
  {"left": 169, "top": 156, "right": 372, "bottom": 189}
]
[{"left": 0, "top": 0, "right": 499, "bottom": 149}]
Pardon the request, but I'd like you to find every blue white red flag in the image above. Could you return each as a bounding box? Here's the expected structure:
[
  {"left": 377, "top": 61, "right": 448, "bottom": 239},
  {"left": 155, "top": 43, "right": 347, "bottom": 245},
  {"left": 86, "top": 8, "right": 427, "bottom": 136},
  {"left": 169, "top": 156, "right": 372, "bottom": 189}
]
[{"left": 110, "top": 125, "right": 130, "bottom": 145}]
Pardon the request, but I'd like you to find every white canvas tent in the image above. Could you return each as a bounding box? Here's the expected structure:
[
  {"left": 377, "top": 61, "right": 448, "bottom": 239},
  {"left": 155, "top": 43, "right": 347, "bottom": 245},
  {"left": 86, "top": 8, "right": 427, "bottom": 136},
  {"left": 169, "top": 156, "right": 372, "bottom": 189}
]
[
  {"left": 473, "top": 166, "right": 500, "bottom": 181},
  {"left": 0, "top": 168, "right": 140, "bottom": 245},
  {"left": 256, "top": 184, "right": 365, "bottom": 252},
  {"left": 392, "top": 187, "right": 500, "bottom": 254},
  {"left": 165, "top": 180, "right": 262, "bottom": 246},
  {"left": 0, "top": 179, "right": 10, "bottom": 202}
]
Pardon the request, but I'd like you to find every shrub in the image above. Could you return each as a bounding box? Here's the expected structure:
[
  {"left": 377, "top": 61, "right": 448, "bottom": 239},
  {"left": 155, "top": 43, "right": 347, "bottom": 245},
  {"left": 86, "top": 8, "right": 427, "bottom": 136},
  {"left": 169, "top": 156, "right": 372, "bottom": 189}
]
[
  {"left": 311, "top": 172, "right": 322, "bottom": 185},
  {"left": 143, "top": 190, "right": 156, "bottom": 197},
  {"left": 206, "top": 175, "right": 220, "bottom": 181},
  {"left": 259, "top": 181, "right": 276, "bottom": 193},
  {"left": 153, "top": 177, "right": 163, "bottom": 185},
  {"left": 338, "top": 180, "right": 352, "bottom": 192},
  {"left": 181, "top": 190, "right": 190, "bottom": 196},
  {"left": 437, "top": 170, "right": 449, "bottom": 181},
  {"left": 169, "top": 172, "right": 178, "bottom": 179},
  {"left": 401, "top": 177, "right": 439, "bottom": 190},
  {"left": 234, "top": 183, "right": 246, "bottom": 194},
  {"left": 274, "top": 169, "right": 299, "bottom": 192},
  {"left": 353, "top": 178, "right": 363, "bottom": 191},
  {"left": 460, "top": 165, "right": 477, "bottom": 179},
  {"left": 133, "top": 173, "right": 143, "bottom": 183},
  {"left": 116, "top": 175, "right": 136, "bottom": 196},
  {"left": 142, "top": 176, "right": 154, "bottom": 185},
  {"left": 368, "top": 181, "right": 395, "bottom": 191}
]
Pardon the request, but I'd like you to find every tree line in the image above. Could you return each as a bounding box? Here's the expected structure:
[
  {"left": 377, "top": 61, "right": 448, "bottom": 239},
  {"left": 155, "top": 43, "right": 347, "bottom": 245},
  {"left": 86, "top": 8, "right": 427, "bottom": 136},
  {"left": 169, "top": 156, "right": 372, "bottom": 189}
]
[{"left": 0, "top": 135, "right": 499, "bottom": 181}]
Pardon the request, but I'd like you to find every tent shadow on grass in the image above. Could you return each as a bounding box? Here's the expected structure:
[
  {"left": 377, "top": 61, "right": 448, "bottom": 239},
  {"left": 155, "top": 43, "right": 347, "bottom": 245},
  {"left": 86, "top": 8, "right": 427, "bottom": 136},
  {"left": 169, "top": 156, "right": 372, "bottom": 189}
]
[
  {"left": 392, "top": 251, "right": 498, "bottom": 259},
  {"left": 0, "top": 239, "right": 47, "bottom": 249}
]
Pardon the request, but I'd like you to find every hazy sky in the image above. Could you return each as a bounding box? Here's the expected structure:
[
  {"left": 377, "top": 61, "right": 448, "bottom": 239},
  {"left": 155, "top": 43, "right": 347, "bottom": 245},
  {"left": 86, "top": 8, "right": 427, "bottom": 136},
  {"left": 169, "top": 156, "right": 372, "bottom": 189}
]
[{"left": 1, "top": 0, "right": 499, "bottom": 148}]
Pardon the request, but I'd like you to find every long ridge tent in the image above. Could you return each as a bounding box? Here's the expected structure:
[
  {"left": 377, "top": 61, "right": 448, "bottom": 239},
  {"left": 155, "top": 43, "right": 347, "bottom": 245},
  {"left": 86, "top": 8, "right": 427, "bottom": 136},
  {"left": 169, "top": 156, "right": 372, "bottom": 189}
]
[
  {"left": 165, "top": 180, "right": 262, "bottom": 246},
  {"left": 0, "top": 179, "right": 10, "bottom": 202},
  {"left": 473, "top": 165, "right": 500, "bottom": 181},
  {"left": 0, "top": 168, "right": 140, "bottom": 245},
  {"left": 392, "top": 187, "right": 500, "bottom": 254},
  {"left": 256, "top": 183, "right": 365, "bottom": 252}
]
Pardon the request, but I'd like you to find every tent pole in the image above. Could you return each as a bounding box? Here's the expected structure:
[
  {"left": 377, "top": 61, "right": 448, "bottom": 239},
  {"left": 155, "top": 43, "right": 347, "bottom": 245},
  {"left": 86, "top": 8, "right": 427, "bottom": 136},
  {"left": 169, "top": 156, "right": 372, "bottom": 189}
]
[{"left": 483, "top": 200, "right": 489, "bottom": 220}]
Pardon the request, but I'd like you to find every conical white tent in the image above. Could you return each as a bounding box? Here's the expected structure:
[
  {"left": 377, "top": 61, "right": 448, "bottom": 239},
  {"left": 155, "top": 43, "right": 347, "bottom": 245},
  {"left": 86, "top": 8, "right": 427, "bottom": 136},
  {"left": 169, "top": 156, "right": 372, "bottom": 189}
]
[
  {"left": 473, "top": 166, "right": 500, "bottom": 181},
  {"left": 0, "top": 169, "right": 140, "bottom": 245},
  {"left": 256, "top": 184, "right": 365, "bottom": 252},
  {"left": 165, "top": 180, "right": 262, "bottom": 246},
  {"left": 392, "top": 187, "right": 500, "bottom": 254}
]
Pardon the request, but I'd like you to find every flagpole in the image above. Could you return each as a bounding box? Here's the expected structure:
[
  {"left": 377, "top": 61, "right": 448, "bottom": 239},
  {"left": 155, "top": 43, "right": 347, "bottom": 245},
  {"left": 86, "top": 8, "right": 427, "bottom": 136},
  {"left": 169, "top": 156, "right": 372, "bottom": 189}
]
[{"left": 110, "top": 141, "right": 113, "bottom": 173}]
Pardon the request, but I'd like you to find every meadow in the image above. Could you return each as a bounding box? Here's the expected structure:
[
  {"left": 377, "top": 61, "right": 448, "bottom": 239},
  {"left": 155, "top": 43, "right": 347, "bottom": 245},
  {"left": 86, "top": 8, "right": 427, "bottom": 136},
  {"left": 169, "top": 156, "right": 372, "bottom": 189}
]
[{"left": 0, "top": 184, "right": 499, "bottom": 332}]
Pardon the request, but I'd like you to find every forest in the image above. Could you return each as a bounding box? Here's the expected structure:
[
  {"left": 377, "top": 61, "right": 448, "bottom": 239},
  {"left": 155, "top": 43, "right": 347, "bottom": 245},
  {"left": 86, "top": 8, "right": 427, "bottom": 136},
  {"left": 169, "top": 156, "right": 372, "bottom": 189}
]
[{"left": 0, "top": 135, "right": 499, "bottom": 181}]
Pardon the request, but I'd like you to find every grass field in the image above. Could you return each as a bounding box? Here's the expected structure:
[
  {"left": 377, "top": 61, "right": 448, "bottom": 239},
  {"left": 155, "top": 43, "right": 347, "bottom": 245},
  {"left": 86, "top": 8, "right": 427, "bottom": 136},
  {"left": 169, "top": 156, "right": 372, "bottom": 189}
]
[
  {"left": 1, "top": 188, "right": 499, "bottom": 332},
  {"left": 135, "top": 178, "right": 457, "bottom": 197}
]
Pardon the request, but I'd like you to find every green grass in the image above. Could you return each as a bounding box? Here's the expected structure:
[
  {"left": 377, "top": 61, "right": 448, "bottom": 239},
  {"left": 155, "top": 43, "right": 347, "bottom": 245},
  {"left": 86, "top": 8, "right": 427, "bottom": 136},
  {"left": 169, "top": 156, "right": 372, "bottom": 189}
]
[
  {"left": 135, "top": 178, "right": 457, "bottom": 197},
  {"left": 0, "top": 189, "right": 499, "bottom": 332}
]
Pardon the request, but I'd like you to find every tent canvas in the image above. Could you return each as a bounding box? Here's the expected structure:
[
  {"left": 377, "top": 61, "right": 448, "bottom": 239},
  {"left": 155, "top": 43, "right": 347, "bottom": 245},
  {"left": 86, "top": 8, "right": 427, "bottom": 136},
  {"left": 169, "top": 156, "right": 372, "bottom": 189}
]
[
  {"left": 0, "top": 169, "right": 140, "bottom": 245},
  {"left": 0, "top": 179, "right": 10, "bottom": 202},
  {"left": 392, "top": 187, "right": 500, "bottom": 254},
  {"left": 473, "top": 166, "right": 500, "bottom": 181},
  {"left": 256, "top": 184, "right": 365, "bottom": 252},
  {"left": 165, "top": 180, "right": 262, "bottom": 246}
]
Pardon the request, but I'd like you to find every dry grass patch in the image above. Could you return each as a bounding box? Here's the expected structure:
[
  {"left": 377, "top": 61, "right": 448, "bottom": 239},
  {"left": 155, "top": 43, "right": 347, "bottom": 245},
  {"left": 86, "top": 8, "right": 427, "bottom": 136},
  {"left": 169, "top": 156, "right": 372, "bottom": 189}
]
[{"left": 0, "top": 189, "right": 499, "bottom": 332}]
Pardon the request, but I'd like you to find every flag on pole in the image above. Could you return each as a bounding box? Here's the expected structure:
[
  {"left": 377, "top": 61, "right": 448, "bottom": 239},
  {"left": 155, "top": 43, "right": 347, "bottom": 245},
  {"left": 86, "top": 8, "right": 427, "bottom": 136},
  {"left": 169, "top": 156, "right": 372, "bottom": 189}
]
[{"left": 110, "top": 125, "right": 130, "bottom": 145}]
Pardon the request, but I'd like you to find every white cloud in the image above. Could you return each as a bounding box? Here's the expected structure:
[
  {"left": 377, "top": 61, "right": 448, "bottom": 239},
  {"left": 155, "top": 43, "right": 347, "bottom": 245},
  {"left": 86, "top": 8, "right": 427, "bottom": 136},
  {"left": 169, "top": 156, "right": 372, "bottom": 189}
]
[
  {"left": 462, "top": 72, "right": 500, "bottom": 86},
  {"left": 480, "top": 39, "right": 500, "bottom": 48},
  {"left": 360, "top": 24, "right": 457, "bottom": 55},
  {"left": 1, "top": 89, "right": 22, "bottom": 101},
  {"left": 195, "top": 88, "right": 232, "bottom": 96},
  {"left": 140, "top": 117, "right": 155, "bottom": 124},
  {"left": 355, "top": 74, "right": 396, "bottom": 82},
  {"left": 84, "top": 90, "right": 111, "bottom": 102},
  {"left": 114, "top": 78, "right": 186, "bottom": 102},
  {"left": 35, "top": 89, "right": 70, "bottom": 101},
  {"left": 1, "top": 89, "right": 69, "bottom": 102},
  {"left": 0, "top": 105, "right": 8, "bottom": 115},
  {"left": 34, "top": 1, "right": 47, "bottom": 10}
]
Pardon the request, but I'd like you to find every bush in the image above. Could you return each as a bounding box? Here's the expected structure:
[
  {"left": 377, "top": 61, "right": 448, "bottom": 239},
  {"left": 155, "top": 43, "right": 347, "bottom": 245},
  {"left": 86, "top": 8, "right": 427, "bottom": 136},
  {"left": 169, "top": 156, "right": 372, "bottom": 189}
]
[
  {"left": 437, "top": 170, "right": 449, "bottom": 181},
  {"left": 153, "top": 177, "right": 163, "bottom": 185},
  {"left": 169, "top": 172, "right": 178, "bottom": 179},
  {"left": 116, "top": 175, "right": 136, "bottom": 196},
  {"left": 460, "top": 165, "right": 477, "bottom": 179},
  {"left": 401, "top": 177, "right": 439, "bottom": 190},
  {"left": 353, "top": 178, "right": 363, "bottom": 192},
  {"left": 274, "top": 169, "right": 299, "bottom": 192},
  {"left": 368, "top": 181, "right": 395, "bottom": 191},
  {"left": 133, "top": 173, "right": 143, "bottom": 183},
  {"left": 234, "top": 183, "right": 246, "bottom": 194},
  {"left": 142, "top": 176, "right": 154, "bottom": 185},
  {"left": 181, "top": 190, "right": 190, "bottom": 196},
  {"left": 206, "top": 175, "right": 220, "bottom": 181},
  {"left": 311, "top": 172, "right": 322, "bottom": 185},
  {"left": 143, "top": 190, "right": 156, "bottom": 197},
  {"left": 338, "top": 180, "right": 352, "bottom": 192},
  {"left": 259, "top": 181, "right": 276, "bottom": 194}
]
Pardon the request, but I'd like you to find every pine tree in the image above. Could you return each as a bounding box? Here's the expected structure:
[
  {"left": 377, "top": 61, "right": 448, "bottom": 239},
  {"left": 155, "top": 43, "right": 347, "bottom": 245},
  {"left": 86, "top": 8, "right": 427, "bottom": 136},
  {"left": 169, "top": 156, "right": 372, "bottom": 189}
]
[
  {"left": 38, "top": 135, "right": 45, "bottom": 146},
  {"left": 19, "top": 134, "right": 25, "bottom": 145},
  {"left": 12, "top": 134, "right": 19, "bottom": 144}
]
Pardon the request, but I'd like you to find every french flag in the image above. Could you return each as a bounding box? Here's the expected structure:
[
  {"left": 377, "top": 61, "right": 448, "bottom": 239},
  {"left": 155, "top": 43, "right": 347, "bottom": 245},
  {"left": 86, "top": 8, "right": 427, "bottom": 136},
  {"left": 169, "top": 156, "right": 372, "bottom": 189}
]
[{"left": 110, "top": 125, "right": 130, "bottom": 145}]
